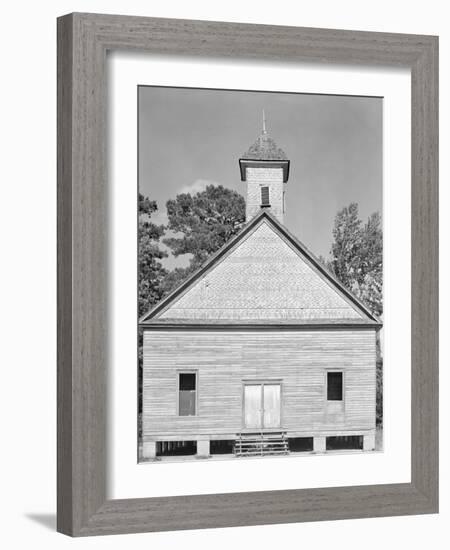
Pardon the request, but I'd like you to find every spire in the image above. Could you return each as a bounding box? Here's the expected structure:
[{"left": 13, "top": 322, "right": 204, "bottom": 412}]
[
  {"left": 239, "top": 116, "right": 290, "bottom": 224},
  {"left": 242, "top": 114, "right": 287, "bottom": 161}
]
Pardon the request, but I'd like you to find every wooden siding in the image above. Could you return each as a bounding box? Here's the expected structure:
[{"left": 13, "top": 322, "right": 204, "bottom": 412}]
[
  {"left": 246, "top": 167, "right": 285, "bottom": 223},
  {"left": 142, "top": 329, "right": 377, "bottom": 441},
  {"left": 159, "top": 221, "right": 362, "bottom": 321}
]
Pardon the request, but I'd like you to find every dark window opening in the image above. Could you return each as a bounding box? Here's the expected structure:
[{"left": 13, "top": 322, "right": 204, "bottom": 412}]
[
  {"left": 156, "top": 440, "right": 197, "bottom": 457},
  {"left": 260, "top": 186, "right": 270, "bottom": 206},
  {"left": 327, "top": 371, "right": 343, "bottom": 401},
  {"left": 326, "top": 435, "right": 363, "bottom": 451},
  {"left": 288, "top": 437, "right": 314, "bottom": 452},
  {"left": 179, "top": 372, "right": 196, "bottom": 416},
  {"left": 210, "top": 440, "right": 235, "bottom": 455}
]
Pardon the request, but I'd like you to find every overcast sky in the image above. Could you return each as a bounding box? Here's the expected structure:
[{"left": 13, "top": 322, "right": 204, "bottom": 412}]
[{"left": 139, "top": 86, "right": 382, "bottom": 268}]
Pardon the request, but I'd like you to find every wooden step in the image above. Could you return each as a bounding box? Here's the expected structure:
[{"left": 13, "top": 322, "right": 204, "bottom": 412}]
[
  {"left": 236, "top": 451, "right": 288, "bottom": 457},
  {"left": 234, "top": 431, "right": 290, "bottom": 457},
  {"left": 238, "top": 445, "right": 287, "bottom": 447}
]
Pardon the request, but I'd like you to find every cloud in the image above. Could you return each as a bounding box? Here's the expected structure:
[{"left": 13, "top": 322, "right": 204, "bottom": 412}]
[{"left": 178, "top": 179, "right": 220, "bottom": 195}]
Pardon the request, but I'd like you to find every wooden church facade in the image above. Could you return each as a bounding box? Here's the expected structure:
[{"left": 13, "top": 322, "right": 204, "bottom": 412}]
[{"left": 140, "top": 120, "right": 381, "bottom": 460}]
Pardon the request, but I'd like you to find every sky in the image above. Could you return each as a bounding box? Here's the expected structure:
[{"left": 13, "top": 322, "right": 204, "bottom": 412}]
[{"left": 138, "top": 86, "right": 382, "bottom": 268}]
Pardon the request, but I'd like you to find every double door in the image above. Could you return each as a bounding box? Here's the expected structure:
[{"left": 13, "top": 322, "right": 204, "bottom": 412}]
[{"left": 244, "top": 383, "right": 281, "bottom": 429}]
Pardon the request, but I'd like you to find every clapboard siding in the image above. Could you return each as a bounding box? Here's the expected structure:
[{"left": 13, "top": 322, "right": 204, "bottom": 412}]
[
  {"left": 142, "top": 329, "right": 376, "bottom": 440},
  {"left": 246, "top": 167, "right": 285, "bottom": 223}
]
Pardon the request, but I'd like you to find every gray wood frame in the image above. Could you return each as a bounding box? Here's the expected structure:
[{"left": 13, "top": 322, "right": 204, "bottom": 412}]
[{"left": 57, "top": 12, "right": 438, "bottom": 537}]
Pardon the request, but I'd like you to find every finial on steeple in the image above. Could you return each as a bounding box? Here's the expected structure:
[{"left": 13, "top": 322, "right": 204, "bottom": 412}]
[{"left": 262, "top": 109, "right": 267, "bottom": 134}]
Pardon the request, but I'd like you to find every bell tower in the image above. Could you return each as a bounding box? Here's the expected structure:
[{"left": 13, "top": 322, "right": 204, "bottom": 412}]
[{"left": 239, "top": 111, "right": 290, "bottom": 224}]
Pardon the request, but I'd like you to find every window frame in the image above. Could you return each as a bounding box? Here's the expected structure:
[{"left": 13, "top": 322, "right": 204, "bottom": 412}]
[
  {"left": 176, "top": 370, "right": 198, "bottom": 417},
  {"left": 324, "top": 369, "right": 345, "bottom": 414},
  {"left": 326, "top": 370, "right": 344, "bottom": 401},
  {"left": 260, "top": 185, "right": 270, "bottom": 207}
]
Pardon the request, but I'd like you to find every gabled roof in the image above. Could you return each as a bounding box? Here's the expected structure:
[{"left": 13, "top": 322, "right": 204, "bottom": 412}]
[{"left": 140, "top": 211, "right": 381, "bottom": 328}]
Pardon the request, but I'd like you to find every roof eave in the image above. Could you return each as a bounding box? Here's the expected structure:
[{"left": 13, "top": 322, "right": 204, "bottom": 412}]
[
  {"left": 140, "top": 319, "right": 382, "bottom": 329},
  {"left": 139, "top": 210, "right": 271, "bottom": 323},
  {"left": 239, "top": 158, "right": 290, "bottom": 183},
  {"left": 262, "top": 210, "right": 382, "bottom": 324}
]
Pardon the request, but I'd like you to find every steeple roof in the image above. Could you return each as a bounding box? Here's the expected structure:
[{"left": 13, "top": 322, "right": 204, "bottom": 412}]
[{"left": 242, "top": 111, "right": 288, "bottom": 161}]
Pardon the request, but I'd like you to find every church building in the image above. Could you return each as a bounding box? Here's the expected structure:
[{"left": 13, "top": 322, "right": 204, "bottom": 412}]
[{"left": 139, "top": 117, "right": 381, "bottom": 460}]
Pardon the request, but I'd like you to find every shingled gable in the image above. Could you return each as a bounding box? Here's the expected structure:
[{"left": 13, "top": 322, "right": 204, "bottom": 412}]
[{"left": 140, "top": 211, "right": 380, "bottom": 326}]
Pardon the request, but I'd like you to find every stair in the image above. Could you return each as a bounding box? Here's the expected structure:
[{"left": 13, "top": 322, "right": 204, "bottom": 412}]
[{"left": 234, "top": 431, "right": 290, "bottom": 457}]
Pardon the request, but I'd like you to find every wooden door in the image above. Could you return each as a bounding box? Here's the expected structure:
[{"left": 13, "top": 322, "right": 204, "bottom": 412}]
[
  {"left": 263, "top": 384, "right": 281, "bottom": 428},
  {"left": 244, "top": 384, "right": 281, "bottom": 429},
  {"left": 244, "top": 385, "right": 262, "bottom": 429}
]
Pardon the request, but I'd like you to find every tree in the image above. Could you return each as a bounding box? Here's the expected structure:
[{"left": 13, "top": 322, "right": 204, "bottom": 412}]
[
  {"left": 328, "top": 203, "right": 383, "bottom": 426},
  {"left": 329, "top": 202, "right": 363, "bottom": 291},
  {"left": 162, "top": 185, "right": 245, "bottom": 292},
  {"left": 138, "top": 194, "right": 167, "bottom": 317},
  {"left": 160, "top": 266, "right": 194, "bottom": 297},
  {"left": 138, "top": 194, "right": 167, "bottom": 437},
  {"left": 358, "top": 211, "right": 383, "bottom": 318},
  {"left": 329, "top": 203, "right": 383, "bottom": 318}
]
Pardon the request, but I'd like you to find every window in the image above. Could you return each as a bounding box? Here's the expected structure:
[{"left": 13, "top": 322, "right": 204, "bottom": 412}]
[
  {"left": 260, "top": 186, "right": 270, "bottom": 206},
  {"left": 178, "top": 372, "right": 196, "bottom": 416},
  {"left": 327, "top": 371, "right": 343, "bottom": 401}
]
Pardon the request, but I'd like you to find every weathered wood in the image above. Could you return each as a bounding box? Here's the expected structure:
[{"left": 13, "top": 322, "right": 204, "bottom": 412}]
[
  {"left": 143, "top": 329, "right": 376, "bottom": 439},
  {"left": 57, "top": 13, "right": 74, "bottom": 535},
  {"left": 57, "top": 12, "right": 438, "bottom": 536},
  {"left": 57, "top": 12, "right": 108, "bottom": 536},
  {"left": 410, "top": 32, "right": 439, "bottom": 508}
]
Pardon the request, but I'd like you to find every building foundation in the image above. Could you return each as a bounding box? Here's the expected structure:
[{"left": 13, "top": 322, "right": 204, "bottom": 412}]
[
  {"left": 197, "top": 439, "right": 210, "bottom": 458},
  {"left": 143, "top": 441, "right": 157, "bottom": 459},
  {"left": 313, "top": 436, "right": 326, "bottom": 453},
  {"left": 363, "top": 433, "right": 376, "bottom": 451}
]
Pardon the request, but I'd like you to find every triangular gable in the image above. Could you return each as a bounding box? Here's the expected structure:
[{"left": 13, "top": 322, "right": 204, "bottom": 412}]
[{"left": 140, "top": 211, "right": 380, "bottom": 325}]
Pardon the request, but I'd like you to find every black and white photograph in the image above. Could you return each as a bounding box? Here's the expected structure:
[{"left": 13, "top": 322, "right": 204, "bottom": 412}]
[
  {"left": 138, "top": 86, "right": 383, "bottom": 462},
  {"left": 1, "top": 0, "right": 443, "bottom": 544}
]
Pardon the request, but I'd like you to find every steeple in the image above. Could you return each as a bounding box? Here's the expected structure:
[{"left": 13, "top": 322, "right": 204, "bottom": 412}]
[{"left": 239, "top": 112, "right": 290, "bottom": 223}]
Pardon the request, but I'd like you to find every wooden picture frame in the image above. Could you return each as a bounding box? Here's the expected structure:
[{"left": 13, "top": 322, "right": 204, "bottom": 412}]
[{"left": 57, "top": 12, "right": 438, "bottom": 536}]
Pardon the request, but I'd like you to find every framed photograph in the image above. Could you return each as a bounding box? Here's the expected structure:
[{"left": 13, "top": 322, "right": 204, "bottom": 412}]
[{"left": 57, "top": 13, "right": 438, "bottom": 536}]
